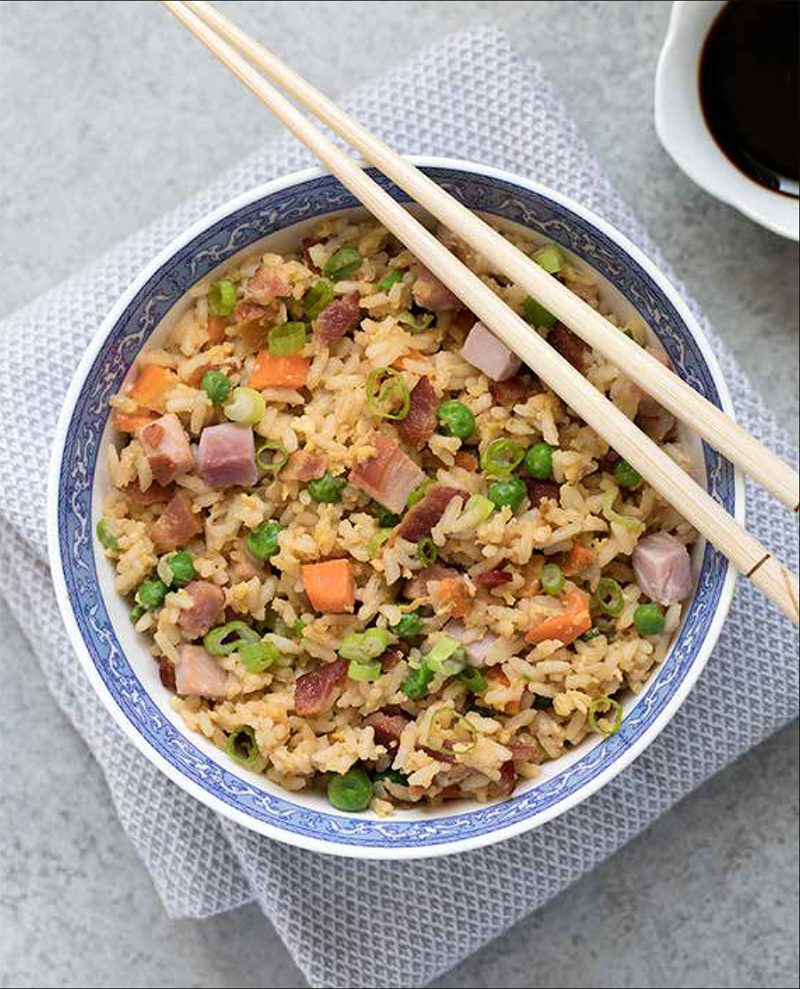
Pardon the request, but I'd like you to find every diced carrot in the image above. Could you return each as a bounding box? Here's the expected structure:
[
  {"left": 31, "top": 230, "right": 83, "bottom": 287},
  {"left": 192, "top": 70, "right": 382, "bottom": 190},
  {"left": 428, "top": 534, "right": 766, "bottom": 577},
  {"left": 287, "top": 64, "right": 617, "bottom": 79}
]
[
  {"left": 249, "top": 351, "right": 309, "bottom": 390},
  {"left": 526, "top": 588, "right": 592, "bottom": 645},
  {"left": 302, "top": 559, "right": 355, "bottom": 613},
  {"left": 112, "top": 408, "right": 157, "bottom": 433},
  {"left": 563, "top": 543, "right": 595, "bottom": 576},
  {"left": 129, "top": 364, "right": 177, "bottom": 413},
  {"left": 206, "top": 314, "right": 229, "bottom": 343},
  {"left": 430, "top": 577, "right": 471, "bottom": 618},
  {"left": 392, "top": 349, "right": 426, "bottom": 370}
]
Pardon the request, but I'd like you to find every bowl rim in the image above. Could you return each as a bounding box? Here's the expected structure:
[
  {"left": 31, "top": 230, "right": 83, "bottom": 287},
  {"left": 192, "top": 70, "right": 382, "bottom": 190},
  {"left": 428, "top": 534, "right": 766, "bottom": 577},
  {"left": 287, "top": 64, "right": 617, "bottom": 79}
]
[{"left": 47, "top": 155, "right": 742, "bottom": 859}]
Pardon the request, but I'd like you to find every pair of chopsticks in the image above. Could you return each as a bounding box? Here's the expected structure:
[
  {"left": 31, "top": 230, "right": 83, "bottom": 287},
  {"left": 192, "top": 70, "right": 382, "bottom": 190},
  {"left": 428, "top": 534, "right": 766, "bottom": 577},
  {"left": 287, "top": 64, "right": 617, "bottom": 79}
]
[{"left": 162, "top": 0, "right": 799, "bottom": 624}]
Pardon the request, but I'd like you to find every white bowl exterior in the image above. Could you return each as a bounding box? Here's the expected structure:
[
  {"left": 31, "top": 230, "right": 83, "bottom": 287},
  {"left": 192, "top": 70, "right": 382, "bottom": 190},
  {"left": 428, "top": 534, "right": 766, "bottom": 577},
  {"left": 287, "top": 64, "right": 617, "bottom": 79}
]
[
  {"left": 47, "top": 157, "right": 742, "bottom": 859},
  {"left": 655, "top": 1, "right": 799, "bottom": 241}
]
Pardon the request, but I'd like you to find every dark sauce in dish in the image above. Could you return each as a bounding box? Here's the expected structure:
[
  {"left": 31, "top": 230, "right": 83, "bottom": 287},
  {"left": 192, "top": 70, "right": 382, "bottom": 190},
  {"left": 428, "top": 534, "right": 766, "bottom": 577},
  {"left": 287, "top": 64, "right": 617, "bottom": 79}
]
[{"left": 700, "top": 0, "right": 799, "bottom": 196}]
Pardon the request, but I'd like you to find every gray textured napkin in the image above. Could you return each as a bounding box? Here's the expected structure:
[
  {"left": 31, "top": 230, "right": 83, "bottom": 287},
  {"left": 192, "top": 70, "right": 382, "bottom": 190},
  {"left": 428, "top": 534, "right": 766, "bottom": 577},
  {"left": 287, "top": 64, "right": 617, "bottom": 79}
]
[{"left": 0, "top": 27, "right": 797, "bottom": 989}]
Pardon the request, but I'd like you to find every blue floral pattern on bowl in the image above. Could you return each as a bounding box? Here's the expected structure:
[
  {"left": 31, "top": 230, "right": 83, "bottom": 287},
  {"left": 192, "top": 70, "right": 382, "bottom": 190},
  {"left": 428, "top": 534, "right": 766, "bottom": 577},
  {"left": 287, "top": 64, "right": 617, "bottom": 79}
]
[{"left": 55, "top": 165, "right": 735, "bottom": 852}]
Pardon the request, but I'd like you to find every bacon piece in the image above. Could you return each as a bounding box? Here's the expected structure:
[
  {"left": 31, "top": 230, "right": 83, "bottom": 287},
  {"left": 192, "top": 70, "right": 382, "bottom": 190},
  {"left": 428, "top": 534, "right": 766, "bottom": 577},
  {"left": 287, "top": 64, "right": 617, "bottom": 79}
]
[
  {"left": 158, "top": 657, "right": 177, "bottom": 693},
  {"left": 282, "top": 450, "right": 328, "bottom": 482},
  {"left": 495, "top": 760, "right": 517, "bottom": 798},
  {"left": 367, "top": 711, "right": 410, "bottom": 750},
  {"left": 234, "top": 300, "right": 269, "bottom": 325},
  {"left": 548, "top": 323, "right": 589, "bottom": 372},
  {"left": 248, "top": 263, "right": 290, "bottom": 304},
  {"left": 524, "top": 479, "right": 561, "bottom": 507},
  {"left": 123, "top": 480, "right": 176, "bottom": 506},
  {"left": 412, "top": 263, "right": 464, "bottom": 312},
  {"left": 508, "top": 742, "right": 540, "bottom": 762},
  {"left": 475, "top": 568, "right": 512, "bottom": 589},
  {"left": 403, "top": 565, "right": 461, "bottom": 600},
  {"left": 302, "top": 237, "right": 321, "bottom": 271},
  {"left": 454, "top": 450, "right": 478, "bottom": 471},
  {"left": 397, "top": 375, "right": 438, "bottom": 451},
  {"left": 294, "top": 658, "right": 348, "bottom": 716},
  {"left": 315, "top": 291, "right": 360, "bottom": 343},
  {"left": 177, "top": 581, "right": 225, "bottom": 639},
  {"left": 174, "top": 644, "right": 227, "bottom": 698},
  {"left": 349, "top": 433, "right": 427, "bottom": 514},
  {"left": 397, "top": 485, "right": 465, "bottom": 542},
  {"left": 138, "top": 413, "right": 194, "bottom": 486},
  {"left": 489, "top": 373, "right": 538, "bottom": 407},
  {"left": 381, "top": 646, "right": 404, "bottom": 672},
  {"left": 149, "top": 491, "right": 202, "bottom": 553}
]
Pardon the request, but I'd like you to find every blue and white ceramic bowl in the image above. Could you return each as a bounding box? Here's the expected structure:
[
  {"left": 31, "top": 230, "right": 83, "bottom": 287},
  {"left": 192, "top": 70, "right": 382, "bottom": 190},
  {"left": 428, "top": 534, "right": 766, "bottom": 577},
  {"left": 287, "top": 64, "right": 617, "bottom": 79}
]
[{"left": 48, "top": 158, "right": 741, "bottom": 859}]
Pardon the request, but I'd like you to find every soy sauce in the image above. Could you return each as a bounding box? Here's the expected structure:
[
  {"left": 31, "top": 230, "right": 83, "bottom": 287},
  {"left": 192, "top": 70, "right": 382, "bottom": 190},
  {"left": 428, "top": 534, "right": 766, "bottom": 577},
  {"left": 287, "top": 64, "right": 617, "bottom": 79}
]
[{"left": 700, "top": 0, "right": 799, "bottom": 196}]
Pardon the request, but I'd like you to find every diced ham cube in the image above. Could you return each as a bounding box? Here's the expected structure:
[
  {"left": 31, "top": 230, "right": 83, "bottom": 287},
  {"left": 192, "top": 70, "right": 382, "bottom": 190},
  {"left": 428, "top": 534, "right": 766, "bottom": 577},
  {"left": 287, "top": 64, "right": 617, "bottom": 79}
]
[
  {"left": 149, "top": 491, "right": 202, "bottom": 553},
  {"left": 174, "top": 644, "right": 227, "bottom": 698},
  {"left": 178, "top": 581, "right": 225, "bottom": 639},
  {"left": 349, "top": 433, "right": 426, "bottom": 514},
  {"left": 281, "top": 450, "right": 328, "bottom": 482},
  {"left": 294, "top": 658, "right": 348, "bottom": 716},
  {"left": 461, "top": 321, "right": 522, "bottom": 382},
  {"left": 396, "top": 485, "right": 465, "bottom": 542},
  {"left": 397, "top": 375, "right": 438, "bottom": 451},
  {"left": 138, "top": 413, "right": 194, "bottom": 486},
  {"left": 632, "top": 532, "right": 693, "bottom": 605},
  {"left": 197, "top": 423, "right": 258, "bottom": 488},
  {"left": 124, "top": 480, "right": 175, "bottom": 506},
  {"left": 412, "top": 264, "right": 464, "bottom": 312}
]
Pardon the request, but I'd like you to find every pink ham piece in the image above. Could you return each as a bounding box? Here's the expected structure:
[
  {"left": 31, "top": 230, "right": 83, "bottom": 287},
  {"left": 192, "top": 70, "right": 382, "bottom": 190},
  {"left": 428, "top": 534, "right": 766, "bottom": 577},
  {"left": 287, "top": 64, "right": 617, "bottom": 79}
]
[
  {"left": 197, "top": 423, "right": 258, "bottom": 488},
  {"left": 150, "top": 491, "right": 202, "bottom": 553},
  {"left": 460, "top": 321, "right": 522, "bottom": 382},
  {"left": 412, "top": 264, "right": 464, "bottom": 312},
  {"left": 349, "top": 433, "right": 426, "bottom": 514},
  {"left": 282, "top": 450, "right": 327, "bottom": 482},
  {"left": 315, "top": 291, "right": 361, "bottom": 343},
  {"left": 178, "top": 581, "right": 225, "bottom": 639},
  {"left": 403, "top": 565, "right": 461, "bottom": 600},
  {"left": 124, "top": 480, "right": 175, "bottom": 506},
  {"left": 397, "top": 375, "right": 438, "bottom": 451},
  {"left": 632, "top": 532, "right": 693, "bottom": 605},
  {"left": 397, "top": 485, "right": 465, "bottom": 542},
  {"left": 138, "top": 413, "right": 194, "bottom": 486},
  {"left": 294, "top": 658, "right": 348, "bottom": 716},
  {"left": 247, "top": 263, "right": 290, "bottom": 304},
  {"left": 174, "top": 644, "right": 227, "bottom": 698},
  {"left": 443, "top": 620, "right": 498, "bottom": 667}
]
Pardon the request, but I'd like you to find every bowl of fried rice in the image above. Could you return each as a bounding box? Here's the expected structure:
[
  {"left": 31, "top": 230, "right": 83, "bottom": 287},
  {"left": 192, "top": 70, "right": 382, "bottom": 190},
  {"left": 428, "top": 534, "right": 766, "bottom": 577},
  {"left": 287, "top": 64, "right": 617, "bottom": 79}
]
[{"left": 48, "top": 157, "right": 741, "bottom": 858}]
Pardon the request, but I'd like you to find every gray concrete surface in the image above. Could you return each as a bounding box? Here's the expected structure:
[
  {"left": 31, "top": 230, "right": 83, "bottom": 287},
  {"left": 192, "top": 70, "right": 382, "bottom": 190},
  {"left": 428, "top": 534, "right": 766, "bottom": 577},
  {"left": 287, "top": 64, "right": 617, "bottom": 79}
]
[{"left": 0, "top": 2, "right": 797, "bottom": 987}]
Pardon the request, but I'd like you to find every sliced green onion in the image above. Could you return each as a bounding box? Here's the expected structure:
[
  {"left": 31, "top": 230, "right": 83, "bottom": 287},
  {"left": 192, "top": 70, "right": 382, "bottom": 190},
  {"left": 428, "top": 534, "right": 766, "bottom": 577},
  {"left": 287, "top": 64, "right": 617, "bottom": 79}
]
[
  {"left": 323, "top": 246, "right": 362, "bottom": 281},
  {"left": 460, "top": 667, "right": 487, "bottom": 693},
  {"left": 208, "top": 279, "right": 237, "bottom": 317},
  {"left": 396, "top": 310, "right": 433, "bottom": 333},
  {"left": 425, "top": 635, "right": 467, "bottom": 677},
  {"left": 602, "top": 490, "right": 645, "bottom": 534},
  {"left": 367, "top": 528, "right": 393, "bottom": 558},
  {"left": 204, "top": 621, "right": 260, "bottom": 656},
  {"left": 224, "top": 386, "right": 265, "bottom": 425},
  {"left": 246, "top": 520, "right": 282, "bottom": 560},
  {"left": 541, "top": 563, "right": 565, "bottom": 596},
  {"left": 593, "top": 577, "right": 624, "bottom": 617},
  {"left": 226, "top": 725, "right": 259, "bottom": 766},
  {"left": 417, "top": 537, "right": 438, "bottom": 566},
  {"left": 588, "top": 696, "right": 623, "bottom": 736},
  {"left": 303, "top": 280, "right": 335, "bottom": 319},
  {"left": 96, "top": 519, "right": 118, "bottom": 552},
  {"left": 633, "top": 603, "right": 666, "bottom": 636},
  {"left": 327, "top": 765, "right": 372, "bottom": 811},
  {"left": 532, "top": 244, "right": 566, "bottom": 274},
  {"left": 376, "top": 507, "right": 400, "bottom": 528},
  {"left": 581, "top": 627, "right": 603, "bottom": 642},
  {"left": 391, "top": 610, "right": 421, "bottom": 640},
  {"left": 401, "top": 660, "right": 435, "bottom": 699},
  {"left": 480, "top": 437, "right": 525, "bottom": 478},
  {"left": 522, "top": 296, "right": 556, "bottom": 329},
  {"left": 238, "top": 640, "right": 281, "bottom": 673},
  {"left": 256, "top": 441, "right": 289, "bottom": 472},
  {"left": 374, "top": 767, "right": 408, "bottom": 786},
  {"left": 365, "top": 367, "right": 410, "bottom": 421},
  {"left": 347, "top": 658, "right": 382, "bottom": 682},
  {"left": 268, "top": 321, "right": 307, "bottom": 356},
  {"left": 376, "top": 269, "right": 405, "bottom": 292},
  {"left": 338, "top": 628, "right": 394, "bottom": 662},
  {"left": 407, "top": 477, "right": 433, "bottom": 509},
  {"left": 464, "top": 493, "right": 495, "bottom": 523}
]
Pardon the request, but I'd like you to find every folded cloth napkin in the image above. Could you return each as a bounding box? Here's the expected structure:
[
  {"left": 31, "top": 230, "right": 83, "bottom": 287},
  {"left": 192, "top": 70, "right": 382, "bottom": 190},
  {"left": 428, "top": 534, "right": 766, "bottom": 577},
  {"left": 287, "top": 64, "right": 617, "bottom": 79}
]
[{"left": 0, "top": 26, "right": 797, "bottom": 989}]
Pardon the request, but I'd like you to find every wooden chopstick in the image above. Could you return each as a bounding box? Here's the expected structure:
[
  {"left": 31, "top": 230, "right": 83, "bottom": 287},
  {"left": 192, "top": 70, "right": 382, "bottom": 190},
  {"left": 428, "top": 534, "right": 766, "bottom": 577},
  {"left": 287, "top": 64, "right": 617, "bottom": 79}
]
[
  {"left": 180, "top": 0, "right": 800, "bottom": 517},
  {"left": 161, "top": 0, "right": 799, "bottom": 625}
]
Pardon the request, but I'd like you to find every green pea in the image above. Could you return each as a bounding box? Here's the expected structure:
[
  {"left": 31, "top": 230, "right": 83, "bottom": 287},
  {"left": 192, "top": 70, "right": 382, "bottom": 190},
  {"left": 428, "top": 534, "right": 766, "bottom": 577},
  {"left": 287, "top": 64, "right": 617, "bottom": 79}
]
[
  {"left": 165, "top": 550, "right": 195, "bottom": 587},
  {"left": 614, "top": 459, "right": 642, "bottom": 490},
  {"left": 327, "top": 766, "right": 373, "bottom": 812},
  {"left": 135, "top": 577, "right": 168, "bottom": 612},
  {"left": 525, "top": 442, "right": 555, "bottom": 480},
  {"left": 307, "top": 471, "right": 346, "bottom": 504},
  {"left": 633, "top": 603, "right": 666, "bottom": 636},
  {"left": 374, "top": 767, "right": 408, "bottom": 786},
  {"left": 130, "top": 604, "right": 146, "bottom": 624},
  {"left": 247, "top": 520, "right": 282, "bottom": 560},
  {"left": 487, "top": 476, "right": 526, "bottom": 510},
  {"left": 391, "top": 611, "right": 421, "bottom": 640},
  {"left": 437, "top": 399, "right": 476, "bottom": 439},
  {"left": 376, "top": 507, "right": 400, "bottom": 528},
  {"left": 323, "top": 246, "right": 362, "bottom": 282},
  {"left": 201, "top": 370, "right": 231, "bottom": 404},
  {"left": 401, "top": 660, "right": 435, "bottom": 700},
  {"left": 522, "top": 296, "right": 556, "bottom": 329},
  {"left": 376, "top": 269, "right": 404, "bottom": 293}
]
